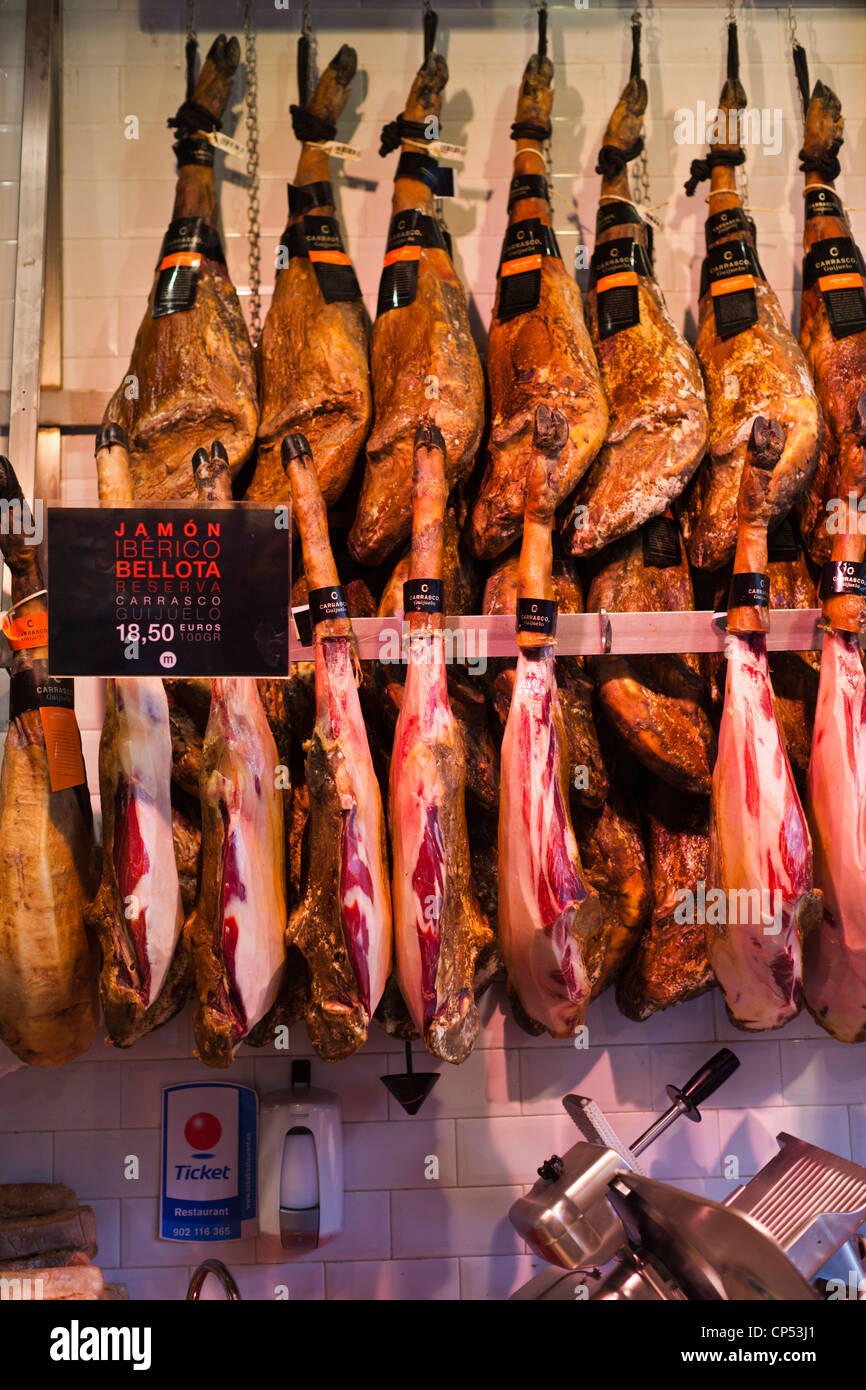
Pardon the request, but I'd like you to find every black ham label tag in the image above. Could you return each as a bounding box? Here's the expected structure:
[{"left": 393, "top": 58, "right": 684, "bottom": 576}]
[
  {"left": 153, "top": 218, "right": 225, "bottom": 318},
  {"left": 403, "top": 579, "right": 443, "bottom": 614},
  {"left": 803, "top": 236, "right": 866, "bottom": 340},
  {"left": 804, "top": 187, "right": 845, "bottom": 222},
  {"left": 288, "top": 181, "right": 334, "bottom": 218},
  {"left": 768, "top": 517, "right": 800, "bottom": 563},
  {"left": 395, "top": 151, "right": 454, "bottom": 197},
  {"left": 9, "top": 660, "right": 86, "bottom": 792},
  {"left": 432, "top": 166, "right": 456, "bottom": 198},
  {"left": 308, "top": 585, "right": 349, "bottom": 625},
  {"left": 516, "top": 598, "right": 557, "bottom": 637},
  {"left": 376, "top": 210, "right": 449, "bottom": 316},
  {"left": 302, "top": 216, "right": 362, "bottom": 303},
  {"left": 729, "top": 571, "right": 770, "bottom": 608},
  {"left": 508, "top": 173, "right": 549, "bottom": 210},
  {"left": 291, "top": 605, "right": 313, "bottom": 647},
  {"left": 496, "top": 218, "right": 561, "bottom": 323},
  {"left": 595, "top": 200, "right": 644, "bottom": 236},
  {"left": 10, "top": 660, "right": 75, "bottom": 720},
  {"left": 704, "top": 205, "right": 750, "bottom": 249},
  {"left": 590, "top": 237, "right": 650, "bottom": 340},
  {"left": 280, "top": 217, "right": 362, "bottom": 303},
  {"left": 819, "top": 560, "right": 866, "bottom": 599},
  {"left": 642, "top": 512, "right": 681, "bottom": 569},
  {"left": 700, "top": 239, "right": 761, "bottom": 341},
  {"left": 46, "top": 506, "right": 289, "bottom": 677}
]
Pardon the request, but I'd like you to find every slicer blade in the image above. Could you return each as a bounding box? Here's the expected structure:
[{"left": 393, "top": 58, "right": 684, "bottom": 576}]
[
  {"left": 727, "top": 1133, "right": 866, "bottom": 1280},
  {"left": 562, "top": 1095, "right": 647, "bottom": 1175}
]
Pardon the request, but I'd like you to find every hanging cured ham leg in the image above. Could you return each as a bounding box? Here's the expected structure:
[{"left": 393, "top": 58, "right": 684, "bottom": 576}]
[
  {"left": 469, "top": 36, "right": 607, "bottom": 559},
  {"left": 348, "top": 51, "right": 484, "bottom": 565},
  {"left": 0, "top": 458, "right": 97, "bottom": 1065},
  {"left": 679, "top": 22, "right": 819, "bottom": 571},
  {"left": 617, "top": 781, "right": 713, "bottom": 1021},
  {"left": 389, "top": 424, "right": 490, "bottom": 1063},
  {"left": 566, "top": 18, "right": 707, "bottom": 554},
  {"left": 586, "top": 518, "right": 716, "bottom": 794},
  {"left": 706, "top": 417, "right": 821, "bottom": 1031},
  {"left": 498, "top": 406, "right": 603, "bottom": 1037},
  {"left": 805, "top": 395, "right": 866, "bottom": 1042},
  {"left": 795, "top": 74, "right": 866, "bottom": 563},
  {"left": 185, "top": 445, "right": 287, "bottom": 1067},
  {"left": 101, "top": 35, "right": 257, "bottom": 500},
  {"left": 247, "top": 45, "right": 370, "bottom": 506},
  {"left": 286, "top": 433, "right": 392, "bottom": 1059},
  {"left": 87, "top": 427, "right": 188, "bottom": 1046}
]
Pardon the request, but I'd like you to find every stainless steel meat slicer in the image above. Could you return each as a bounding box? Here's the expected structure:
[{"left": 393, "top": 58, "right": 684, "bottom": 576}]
[{"left": 510, "top": 1049, "right": 866, "bottom": 1301}]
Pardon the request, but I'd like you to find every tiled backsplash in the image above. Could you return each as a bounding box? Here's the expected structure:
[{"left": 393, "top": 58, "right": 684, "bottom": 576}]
[
  {"left": 2, "top": 986, "right": 865, "bottom": 1300},
  {"left": 0, "top": 0, "right": 865, "bottom": 1300}
]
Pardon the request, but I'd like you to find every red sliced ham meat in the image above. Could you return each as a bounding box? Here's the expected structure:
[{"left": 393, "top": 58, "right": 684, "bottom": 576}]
[
  {"left": 805, "top": 395, "right": 866, "bottom": 1042},
  {"left": 389, "top": 423, "right": 490, "bottom": 1063},
  {"left": 285, "top": 433, "right": 392, "bottom": 1059},
  {"left": 707, "top": 417, "right": 822, "bottom": 1030},
  {"left": 497, "top": 407, "right": 603, "bottom": 1036}
]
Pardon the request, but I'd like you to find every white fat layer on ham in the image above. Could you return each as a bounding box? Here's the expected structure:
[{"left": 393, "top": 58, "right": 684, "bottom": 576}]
[
  {"left": 805, "top": 630, "right": 866, "bottom": 1041},
  {"left": 319, "top": 639, "right": 391, "bottom": 1016},
  {"left": 207, "top": 678, "right": 286, "bottom": 1035},
  {"left": 390, "top": 632, "right": 455, "bottom": 1035},
  {"left": 708, "top": 634, "right": 810, "bottom": 1030},
  {"left": 498, "top": 650, "right": 591, "bottom": 1036},
  {"left": 113, "top": 677, "right": 183, "bottom": 1006}
]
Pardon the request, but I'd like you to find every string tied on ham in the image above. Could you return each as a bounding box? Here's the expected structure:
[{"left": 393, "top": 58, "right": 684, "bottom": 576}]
[
  {"left": 798, "top": 142, "right": 843, "bottom": 182},
  {"left": 168, "top": 99, "right": 222, "bottom": 139},
  {"left": 379, "top": 114, "right": 433, "bottom": 156},
  {"left": 683, "top": 146, "right": 745, "bottom": 196},
  {"left": 595, "top": 137, "right": 644, "bottom": 178},
  {"left": 726, "top": 19, "right": 740, "bottom": 83},
  {"left": 537, "top": 1, "right": 548, "bottom": 60},
  {"left": 511, "top": 119, "right": 552, "bottom": 143},
  {"left": 630, "top": 7, "right": 641, "bottom": 80},
  {"left": 168, "top": 98, "right": 222, "bottom": 166},
  {"left": 423, "top": 2, "right": 438, "bottom": 62},
  {"left": 792, "top": 43, "right": 811, "bottom": 118},
  {"left": 290, "top": 106, "right": 337, "bottom": 144}
]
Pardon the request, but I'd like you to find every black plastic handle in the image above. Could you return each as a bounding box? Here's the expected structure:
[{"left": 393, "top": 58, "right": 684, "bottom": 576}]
[{"left": 665, "top": 1048, "right": 739, "bottom": 1121}]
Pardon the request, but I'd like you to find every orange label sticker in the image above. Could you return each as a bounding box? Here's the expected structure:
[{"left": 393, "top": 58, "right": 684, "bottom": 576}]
[
  {"left": 595, "top": 270, "right": 639, "bottom": 293},
  {"left": 710, "top": 274, "right": 756, "bottom": 296},
  {"left": 2, "top": 610, "right": 48, "bottom": 649},
  {"left": 308, "top": 249, "right": 352, "bottom": 266},
  {"left": 500, "top": 253, "right": 543, "bottom": 278},
  {"left": 818, "top": 272, "right": 864, "bottom": 292},
  {"left": 39, "top": 707, "right": 87, "bottom": 793},
  {"left": 383, "top": 246, "right": 421, "bottom": 268},
  {"left": 158, "top": 251, "right": 202, "bottom": 272}
]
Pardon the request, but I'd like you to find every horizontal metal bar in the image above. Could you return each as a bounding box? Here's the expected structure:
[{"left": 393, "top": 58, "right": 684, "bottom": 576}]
[
  {"left": 0, "top": 389, "right": 105, "bottom": 432},
  {"left": 289, "top": 608, "right": 828, "bottom": 663}
]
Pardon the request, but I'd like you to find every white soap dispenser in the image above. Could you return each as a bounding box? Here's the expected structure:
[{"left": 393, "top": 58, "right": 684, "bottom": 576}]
[{"left": 258, "top": 1060, "right": 343, "bottom": 1253}]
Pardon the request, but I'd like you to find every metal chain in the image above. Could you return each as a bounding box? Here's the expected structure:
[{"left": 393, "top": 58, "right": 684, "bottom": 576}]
[
  {"left": 243, "top": 0, "right": 262, "bottom": 345},
  {"left": 738, "top": 159, "right": 751, "bottom": 215},
  {"left": 634, "top": 145, "right": 651, "bottom": 209}
]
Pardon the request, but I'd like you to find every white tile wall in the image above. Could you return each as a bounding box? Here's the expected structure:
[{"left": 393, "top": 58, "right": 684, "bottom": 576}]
[{"left": 0, "top": 0, "right": 865, "bottom": 1302}]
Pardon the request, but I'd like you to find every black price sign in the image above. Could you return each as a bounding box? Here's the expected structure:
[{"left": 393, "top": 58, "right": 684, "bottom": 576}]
[{"left": 46, "top": 506, "right": 290, "bottom": 677}]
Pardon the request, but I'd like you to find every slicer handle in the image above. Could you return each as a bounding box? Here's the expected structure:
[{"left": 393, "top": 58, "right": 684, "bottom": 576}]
[{"left": 666, "top": 1049, "right": 739, "bottom": 1121}]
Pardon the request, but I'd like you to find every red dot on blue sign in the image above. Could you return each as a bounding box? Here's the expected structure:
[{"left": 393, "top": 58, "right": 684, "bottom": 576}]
[{"left": 184, "top": 1112, "right": 222, "bottom": 1151}]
